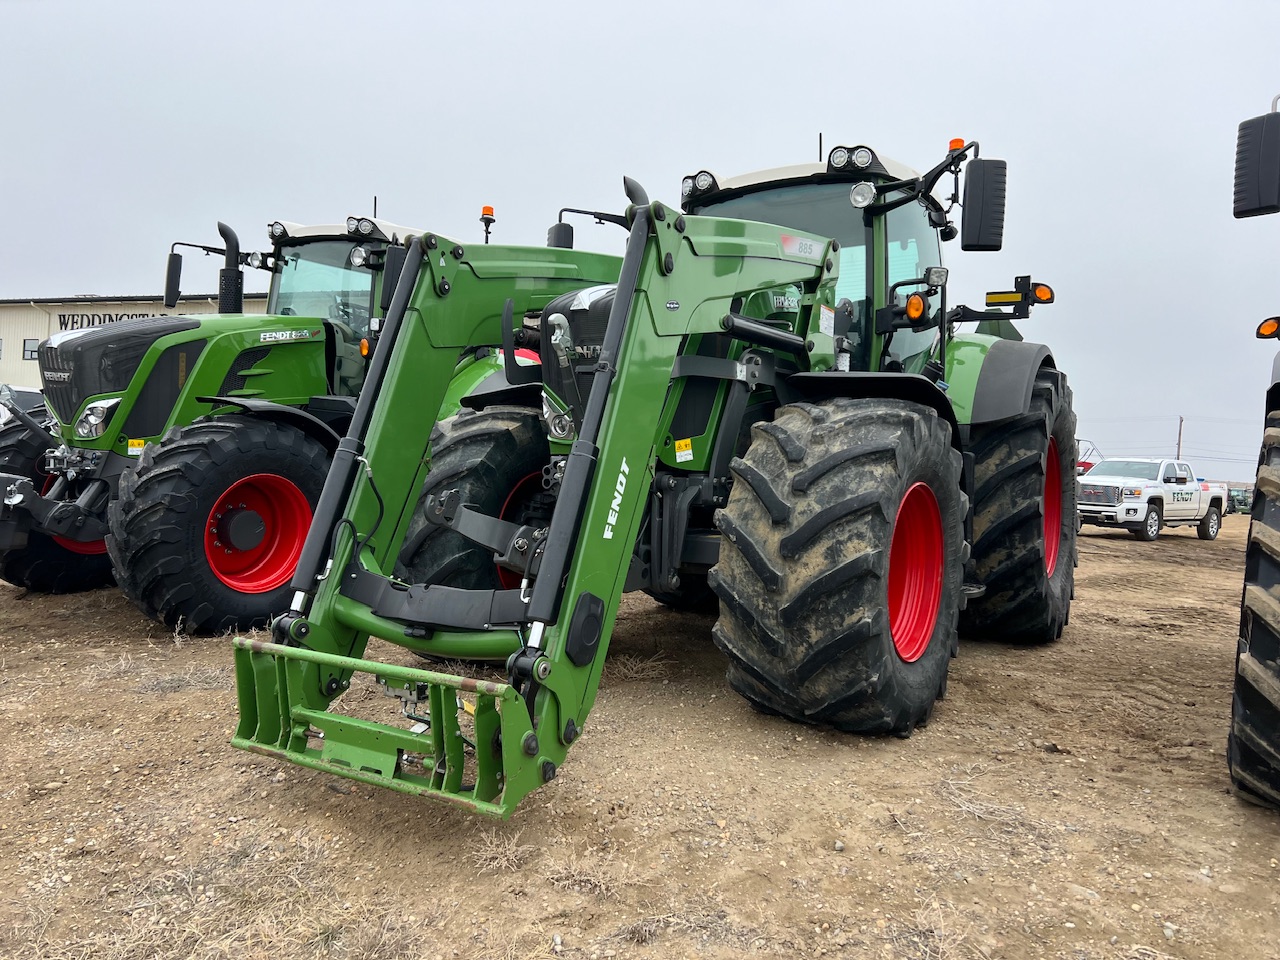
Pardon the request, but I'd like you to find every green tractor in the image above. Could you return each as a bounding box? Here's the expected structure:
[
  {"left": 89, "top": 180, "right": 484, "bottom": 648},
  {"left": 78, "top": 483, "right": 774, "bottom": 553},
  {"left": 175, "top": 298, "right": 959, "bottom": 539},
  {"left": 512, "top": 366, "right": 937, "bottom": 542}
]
[
  {"left": 1229, "top": 98, "right": 1280, "bottom": 810},
  {"left": 232, "top": 139, "right": 1075, "bottom": 818},
  {"left": 0, "top": 215, "right": 510, "bottom": 632}
]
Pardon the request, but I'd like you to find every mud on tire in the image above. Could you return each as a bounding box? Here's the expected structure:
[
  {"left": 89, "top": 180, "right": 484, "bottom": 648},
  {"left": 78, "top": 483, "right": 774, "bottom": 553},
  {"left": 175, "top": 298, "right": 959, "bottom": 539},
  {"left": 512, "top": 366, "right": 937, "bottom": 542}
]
[
  {"left": 107, "top": 416, "right": 329, "bottom": 633},
  {"left": 960, "top": 368, "right": 1077, "bottom": 644},
  {"left": 398, "top": 406, "right": 549, "bottom": 591},
  {"left": 0, "top": 419, "right": 113, "bottom": 593},
  {"left": 1229, "top": 411, "right": 1280, "bottom": 810},
  {"left": 709, "top": 398, "right": 966, "bottom": 736}
]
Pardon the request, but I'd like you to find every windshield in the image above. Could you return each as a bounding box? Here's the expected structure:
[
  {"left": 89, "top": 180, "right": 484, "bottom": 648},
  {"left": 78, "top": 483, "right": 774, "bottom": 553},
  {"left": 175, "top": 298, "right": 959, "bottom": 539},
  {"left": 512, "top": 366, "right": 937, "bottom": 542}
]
[
  {"left": 1086, "top": 460, "right": 1161, "bottom": 480},
  {"left": 267, "top": 240, "right": 376, "bottom": 336},
  {"left": 692, "top": 182, "right": 942, "bottom": 372}
]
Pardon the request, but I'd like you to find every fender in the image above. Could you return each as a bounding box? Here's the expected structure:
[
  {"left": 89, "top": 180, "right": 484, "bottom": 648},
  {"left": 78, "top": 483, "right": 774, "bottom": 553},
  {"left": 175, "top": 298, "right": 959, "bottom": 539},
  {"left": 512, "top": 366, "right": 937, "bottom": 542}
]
[
  {"left": 196, "top": 396, "right": 343, "bottom": 453},
  {"left": 970, "top": 340, "right": 1054, "bottom": 425},
  {"left": 783, "top": 372, "right": 963, "bottom": 452}
]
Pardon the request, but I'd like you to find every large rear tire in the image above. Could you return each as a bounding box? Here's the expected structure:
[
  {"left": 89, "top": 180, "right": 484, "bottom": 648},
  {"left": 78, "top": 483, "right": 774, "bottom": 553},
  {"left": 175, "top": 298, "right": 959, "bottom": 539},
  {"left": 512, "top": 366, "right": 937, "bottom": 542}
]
[
  {"left": 960, "top": 368, "right": 1077, "bottom": 644},
  {"left": 1229, "top": 412, "right": 1280, "bottom": 810},
  {"left": 709, "top": 399, "right": 966, "bottom": 735},
  {"left": 0, "top": 419, "right": 113, "bottom": 593},
  {"left": 398, "top": 406, "right": 550, "bottom": 591},
  {"left": 107, "top": 416, "right": 329, "bottom": 633}
]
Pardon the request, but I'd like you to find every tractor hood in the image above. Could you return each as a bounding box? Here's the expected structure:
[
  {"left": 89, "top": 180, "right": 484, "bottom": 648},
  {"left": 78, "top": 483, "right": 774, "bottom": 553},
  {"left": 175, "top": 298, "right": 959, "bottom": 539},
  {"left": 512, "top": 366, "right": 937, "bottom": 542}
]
[{"left": 38, "top": 315, "right": 201, "bottom": 423}]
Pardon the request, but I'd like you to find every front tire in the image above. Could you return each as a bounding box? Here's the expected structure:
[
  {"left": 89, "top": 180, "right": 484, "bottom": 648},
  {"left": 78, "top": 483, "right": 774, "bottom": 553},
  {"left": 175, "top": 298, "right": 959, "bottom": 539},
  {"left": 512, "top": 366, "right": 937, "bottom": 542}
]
[
  {"left": 960, "top": 368, "right": 1077, "bottom": 644},
  {"left": 1197, "top": 506, "right": 1221, "bottom": 541},
  {"left": 1133, "top": 503, "right": 1162, "bottom": 541},
  {"left": 709, "top": 399, "right": 965, "bottom": 735},
  {"left": 107, "top": 416, "right": 329, "bottom": 633},
  {"left": 398, "top": 406, "right": 550, "bottom": 591},
  {"left": 0, "top": 419, "right": 113, "bottom": 593},
  {"left": 1229, "top": 413, "right": 1280, "bottom": 809}
]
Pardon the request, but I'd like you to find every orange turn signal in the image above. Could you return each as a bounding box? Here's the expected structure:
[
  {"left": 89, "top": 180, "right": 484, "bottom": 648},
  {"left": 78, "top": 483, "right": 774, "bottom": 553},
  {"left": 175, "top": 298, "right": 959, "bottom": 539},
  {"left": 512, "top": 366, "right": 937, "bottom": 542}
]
[
  {"left": 1033, "top": 283, "right": 1054, "bottom": 302},
  {"left": 1258, "top": 317, "right": 1280, "bottom": 339},
  {"left": 359, "top": 338, "right": 370, "bottom": 357},
  {"left": 905, "top": 293, "right": 926, "bottom": 321},
  {"left": 949, "top": 138, "right": 965, "bottom": 151}
]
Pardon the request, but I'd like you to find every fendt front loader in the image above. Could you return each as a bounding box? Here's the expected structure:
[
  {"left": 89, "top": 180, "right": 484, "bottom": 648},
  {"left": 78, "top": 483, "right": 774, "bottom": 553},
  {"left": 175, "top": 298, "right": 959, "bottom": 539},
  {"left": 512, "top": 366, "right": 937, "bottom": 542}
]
[
  {"left": 233, "top": 140, "right": 1075, "bottom": 818},
  {"left": 0, "top": 216, "right": 508, "bottom": 632},
  {"left": 1228, "top": 98, "right": 1280, "bottom": 810}
]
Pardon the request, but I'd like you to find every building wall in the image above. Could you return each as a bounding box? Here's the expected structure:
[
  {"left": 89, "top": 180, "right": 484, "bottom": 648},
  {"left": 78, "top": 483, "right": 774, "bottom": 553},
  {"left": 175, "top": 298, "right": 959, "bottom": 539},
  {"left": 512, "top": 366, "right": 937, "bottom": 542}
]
[{"left": 0, "top": 295, "right": 267, "bottom": 388}]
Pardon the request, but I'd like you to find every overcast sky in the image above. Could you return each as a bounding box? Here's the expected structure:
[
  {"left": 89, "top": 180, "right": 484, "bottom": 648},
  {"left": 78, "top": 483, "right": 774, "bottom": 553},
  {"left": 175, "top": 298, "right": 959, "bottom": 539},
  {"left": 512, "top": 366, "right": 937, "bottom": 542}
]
[{"left": 2, "top": 0, "right": 1278, "bottom": 481}]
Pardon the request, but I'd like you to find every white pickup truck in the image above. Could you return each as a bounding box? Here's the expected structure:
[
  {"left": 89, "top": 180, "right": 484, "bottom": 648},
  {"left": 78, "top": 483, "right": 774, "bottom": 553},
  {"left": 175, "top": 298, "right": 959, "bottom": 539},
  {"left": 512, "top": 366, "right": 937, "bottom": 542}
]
[{"left": 1077, "top": 457, "right": 1228, "bottom": 541}]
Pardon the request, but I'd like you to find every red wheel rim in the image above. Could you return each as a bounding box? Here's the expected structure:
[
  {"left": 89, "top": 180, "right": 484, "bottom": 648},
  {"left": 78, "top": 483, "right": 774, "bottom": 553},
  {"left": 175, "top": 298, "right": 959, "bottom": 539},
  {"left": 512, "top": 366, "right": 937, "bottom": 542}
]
[
  {"left": 1044, "top": 437, "right": 1061, "bottom": 576},
  {"left": 39, "top": 475, "right": 108, "bottom": 556},
  {"left": 204, "top": 474, "right": 311, "bottom": 593},
  {"left": 888, "top": 482, "right": 944, "bottom": 663},
  {"left": 495, "top": 471, "right": 544, "bottom": 590}
]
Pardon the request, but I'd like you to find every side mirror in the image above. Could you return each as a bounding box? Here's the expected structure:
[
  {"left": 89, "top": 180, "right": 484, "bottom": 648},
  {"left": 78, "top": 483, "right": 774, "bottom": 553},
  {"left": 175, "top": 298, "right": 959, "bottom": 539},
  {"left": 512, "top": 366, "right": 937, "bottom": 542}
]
[
  {"left": 380, "top": 245, "right": 407, "bottom": 313},
  {"left": 961, "top": 158, "right": 1006, "bottom": 251},
  {"left": 164, "top": 252, "right": 182, "bottom": 308},
  {"left": 1234, "top": 101, "right": 1280, "bottom": 218},
  {"left": 1163, "top": 475, "right": 1177, "bottom": 484}
]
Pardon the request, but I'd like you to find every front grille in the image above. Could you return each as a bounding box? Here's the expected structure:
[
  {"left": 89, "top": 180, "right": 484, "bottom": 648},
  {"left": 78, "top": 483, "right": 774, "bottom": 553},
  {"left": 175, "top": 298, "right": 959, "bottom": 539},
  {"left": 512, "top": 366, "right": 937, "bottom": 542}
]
[
  {"left": 38, "top": 344, "right": 78, "bottom": 423},
  {"left": 1079, "top": 483, "right": 1121, "bottom": 506}
]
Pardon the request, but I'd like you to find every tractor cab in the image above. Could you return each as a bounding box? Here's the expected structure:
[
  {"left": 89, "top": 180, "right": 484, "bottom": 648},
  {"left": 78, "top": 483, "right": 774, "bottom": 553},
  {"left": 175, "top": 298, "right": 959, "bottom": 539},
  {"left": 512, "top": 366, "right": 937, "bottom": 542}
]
[
  {"left": 681, "top": 143, "right": 1046, "bottom": 379},
  {"left": 261, "top": 217, "right": 415, "bottom": 397}
]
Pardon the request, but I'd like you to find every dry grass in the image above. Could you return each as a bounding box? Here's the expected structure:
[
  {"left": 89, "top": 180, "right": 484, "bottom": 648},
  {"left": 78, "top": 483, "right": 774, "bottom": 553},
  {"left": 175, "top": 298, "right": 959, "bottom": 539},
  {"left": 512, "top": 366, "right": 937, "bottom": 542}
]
[
  {"left": 611, "top": 906, "right": 733, "bottom": 945},
  {"left": 539, "top": 847, "right": 642, "bottom": 899},
  {"left": 881, "top": 896, "right": 971, "bottom": 960},
  {"left": 468, "top": 828, "right": 536, "bottom": 874},
  {"left": 1, "top": 833, "right": 457, "bottom": 960},
  {"left": 601, "top": 653, "right": 671, "bottom": 684},
  {"left": 937, "top": 764, "right": 1024, "bottom": 826},
  {"left": 135, "top": 665, "right": 232, "bottom": 694}
]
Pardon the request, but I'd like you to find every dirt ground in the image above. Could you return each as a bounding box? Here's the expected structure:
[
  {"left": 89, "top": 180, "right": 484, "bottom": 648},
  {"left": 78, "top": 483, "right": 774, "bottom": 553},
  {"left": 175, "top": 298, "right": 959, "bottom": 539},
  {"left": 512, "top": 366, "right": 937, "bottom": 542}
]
[{"left": 0, "top": 515, "right": 1276, "bottom": 960}]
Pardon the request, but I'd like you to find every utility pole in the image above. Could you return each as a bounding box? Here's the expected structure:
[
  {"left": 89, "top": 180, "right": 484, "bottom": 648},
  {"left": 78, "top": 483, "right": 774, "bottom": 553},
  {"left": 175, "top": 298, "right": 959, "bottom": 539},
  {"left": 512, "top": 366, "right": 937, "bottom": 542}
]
[{"left": 1176, "top": 415, "right": 1184, "bottom": 459}]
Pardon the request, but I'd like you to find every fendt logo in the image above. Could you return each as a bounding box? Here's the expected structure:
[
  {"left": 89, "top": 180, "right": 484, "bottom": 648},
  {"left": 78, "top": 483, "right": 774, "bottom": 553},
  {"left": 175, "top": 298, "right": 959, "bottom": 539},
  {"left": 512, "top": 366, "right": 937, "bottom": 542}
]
[
  {"left": 259, "top": 329, "right": 318, "bottom": 343},
  {"left": 602, "top": 458, "right": 630, "bottom": 540},
  {"left": 43, "top": 371, "right": 72, "bottom": 383}
]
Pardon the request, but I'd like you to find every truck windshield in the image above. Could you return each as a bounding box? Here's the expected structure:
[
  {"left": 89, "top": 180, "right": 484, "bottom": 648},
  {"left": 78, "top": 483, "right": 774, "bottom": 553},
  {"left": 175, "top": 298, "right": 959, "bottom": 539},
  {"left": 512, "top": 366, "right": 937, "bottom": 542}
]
[
  {"left": 692, "top": 182, "right": 942, "bottom": 371},
  {"left": 268, "top": 240, "right": 375, "bottom": 336},
  {"left": 1086, "top": 460, "right": 1162, "bottom": 480}
]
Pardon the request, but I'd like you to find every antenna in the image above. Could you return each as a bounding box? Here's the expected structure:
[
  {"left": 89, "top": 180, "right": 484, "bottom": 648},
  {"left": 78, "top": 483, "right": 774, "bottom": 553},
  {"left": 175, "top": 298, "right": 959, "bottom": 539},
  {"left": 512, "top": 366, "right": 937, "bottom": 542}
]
[
  {"left": 818, "top": 132, "right": 823, "bottom": 162},
  {"left": 373, "top": 195, "right": 378, "bottom": 218}
]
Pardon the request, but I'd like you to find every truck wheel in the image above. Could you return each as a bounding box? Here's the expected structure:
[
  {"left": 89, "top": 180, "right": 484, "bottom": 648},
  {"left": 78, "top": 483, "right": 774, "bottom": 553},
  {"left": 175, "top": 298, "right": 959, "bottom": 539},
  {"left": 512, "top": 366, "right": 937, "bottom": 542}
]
[
  {"left": 1229, "top": 412, "right": 1280, "bottom": 809},
  {"left": 1133, "top": 503, "right": 1161, "bottom": 541},
  {"left": 960, "top": 368, "right": 1077, "bottom": 644},
  {"left": 709, "top": 399, "right": 965, "bottom": 735},
  {"left": 398, "top": 406, "right": 550, "bottom": 592},
  {"left": 1197, "top": 505, "right": 1221, "bottom": 541},
  {"left": 0, "top": 419, "right": 113, "bottom": 593},
  {"left": 107, "top": 416, "right": 328, "bottom": 633}
]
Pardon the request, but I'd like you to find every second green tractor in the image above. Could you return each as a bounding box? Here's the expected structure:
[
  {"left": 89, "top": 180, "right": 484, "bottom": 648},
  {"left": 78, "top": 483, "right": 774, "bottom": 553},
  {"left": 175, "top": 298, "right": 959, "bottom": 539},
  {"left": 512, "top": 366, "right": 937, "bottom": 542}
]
[{"left": 232, "top": 139, "right": 1077, "bottom": 817}]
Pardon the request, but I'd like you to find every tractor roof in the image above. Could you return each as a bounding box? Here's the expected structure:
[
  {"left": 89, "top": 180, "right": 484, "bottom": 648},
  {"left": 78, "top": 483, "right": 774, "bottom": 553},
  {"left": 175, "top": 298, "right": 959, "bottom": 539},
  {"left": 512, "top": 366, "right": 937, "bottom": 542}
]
[
  {"left": 271, "top": 216, "right": 421, "bottom": 245},
  {"left": 715, "top": 155, "right": 922, "bottom": 193}
]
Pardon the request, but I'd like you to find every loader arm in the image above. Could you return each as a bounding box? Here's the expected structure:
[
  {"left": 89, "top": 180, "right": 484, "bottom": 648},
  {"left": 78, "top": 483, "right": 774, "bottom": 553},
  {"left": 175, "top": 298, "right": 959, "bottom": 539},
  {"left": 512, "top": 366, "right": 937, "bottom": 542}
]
[{"left": 233, "top": 205, "right": 839, "bottom": 817}]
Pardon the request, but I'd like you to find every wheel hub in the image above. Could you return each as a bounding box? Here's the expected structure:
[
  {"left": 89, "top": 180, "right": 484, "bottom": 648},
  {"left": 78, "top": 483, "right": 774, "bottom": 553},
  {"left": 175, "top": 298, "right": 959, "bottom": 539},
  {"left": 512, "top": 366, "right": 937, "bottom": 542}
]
[{"left": 214, "top": 506, "right": 267, "bottom": 552}]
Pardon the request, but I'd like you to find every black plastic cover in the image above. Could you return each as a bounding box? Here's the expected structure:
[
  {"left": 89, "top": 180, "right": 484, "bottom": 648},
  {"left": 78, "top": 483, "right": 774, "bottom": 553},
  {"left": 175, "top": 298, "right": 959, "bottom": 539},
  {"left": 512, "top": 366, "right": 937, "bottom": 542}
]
[{"left": 1234, "top": 112, "right": 1280, "bottom": 218}]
